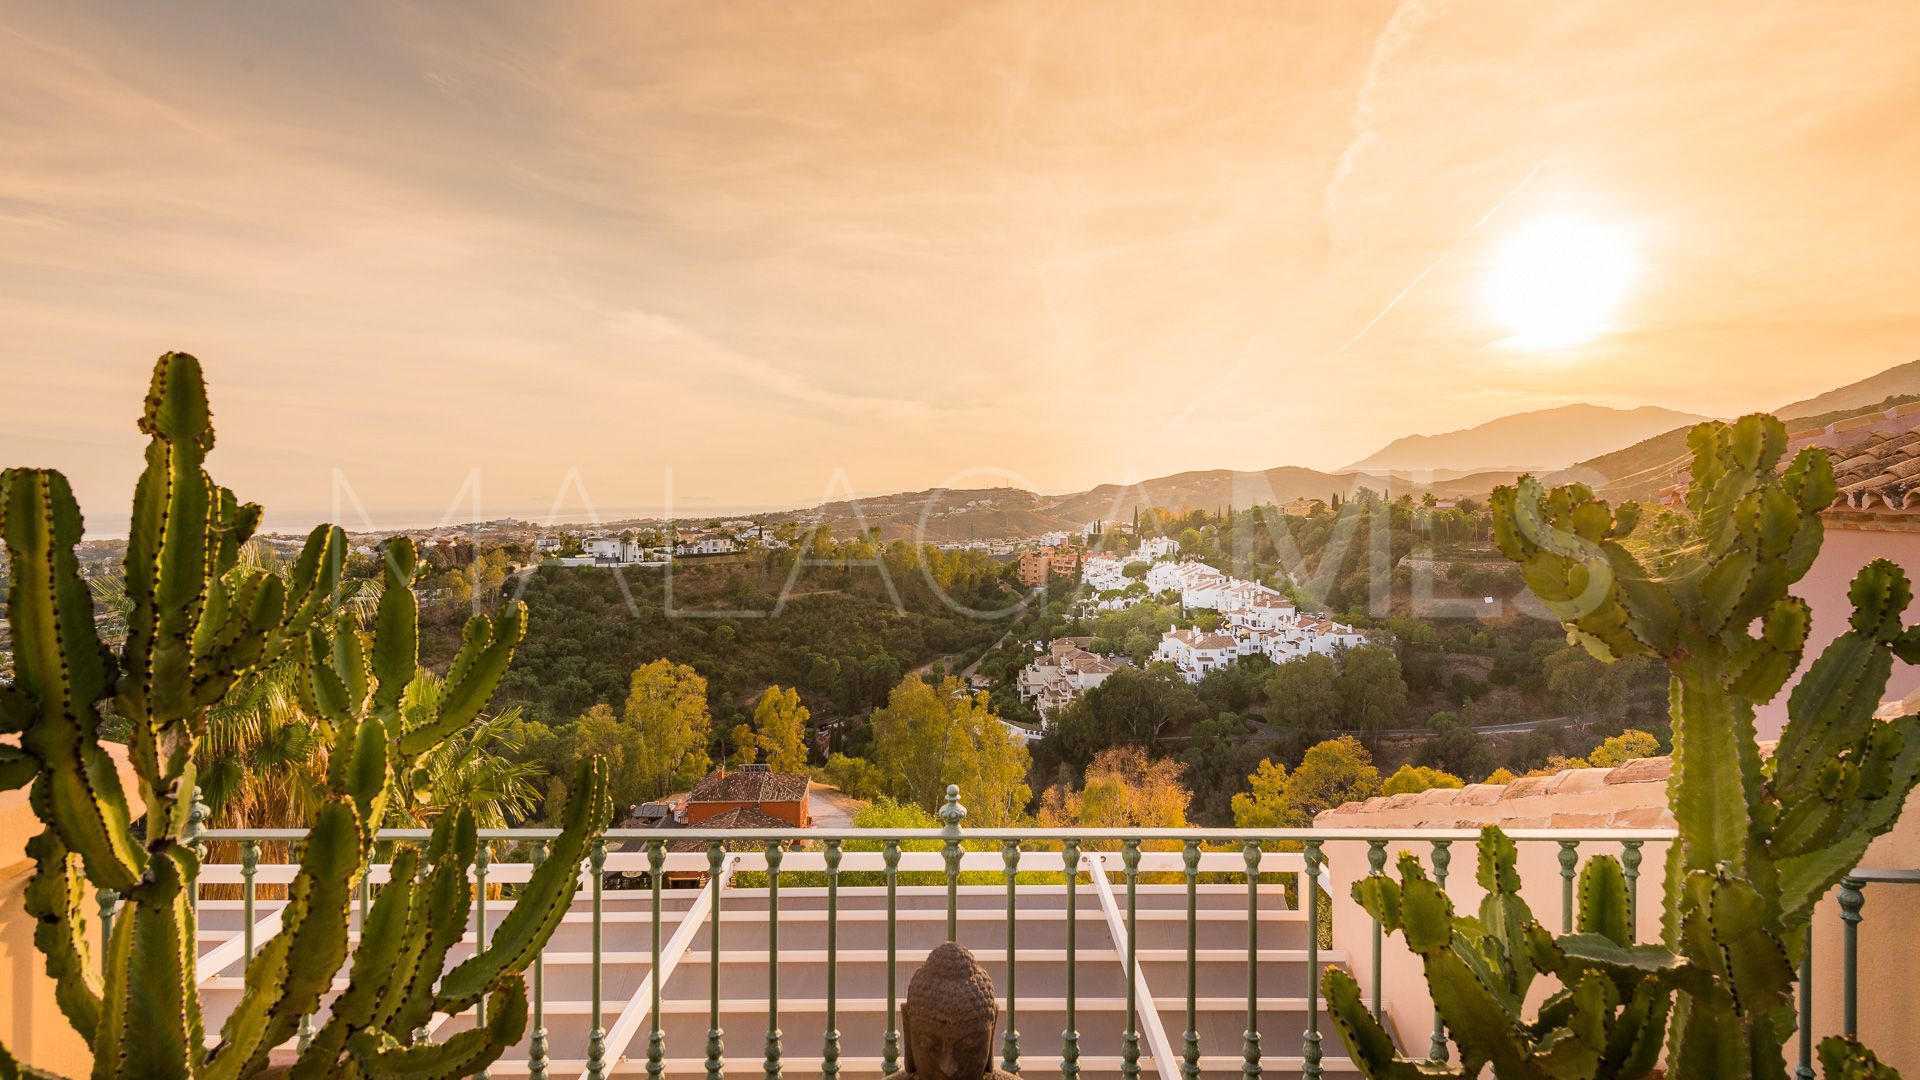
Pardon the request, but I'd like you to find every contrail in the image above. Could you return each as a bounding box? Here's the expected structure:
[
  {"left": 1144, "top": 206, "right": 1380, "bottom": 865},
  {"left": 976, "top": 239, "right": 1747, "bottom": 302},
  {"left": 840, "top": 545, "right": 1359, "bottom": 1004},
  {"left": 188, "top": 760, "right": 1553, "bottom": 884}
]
[
  {"left": 1321, "top": 158, "right": 1546, "bottom": 361},
  {"left": 1323, "top": 0, "right": 1447, "bottom": 240},
  {"left": 1159, "top": 328, "right": 1270, "bottom": 433}
]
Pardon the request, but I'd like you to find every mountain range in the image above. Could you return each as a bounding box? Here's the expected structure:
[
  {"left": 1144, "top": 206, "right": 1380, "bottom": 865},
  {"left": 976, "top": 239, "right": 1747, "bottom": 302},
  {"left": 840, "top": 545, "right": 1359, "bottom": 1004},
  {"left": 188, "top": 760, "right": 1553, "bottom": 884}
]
[
  {"left": 794, "top": 358, "right": 1920, "bottom": 541},
  {"left": 1343, "top": 404, "right": 1708, "bottom": 474}
]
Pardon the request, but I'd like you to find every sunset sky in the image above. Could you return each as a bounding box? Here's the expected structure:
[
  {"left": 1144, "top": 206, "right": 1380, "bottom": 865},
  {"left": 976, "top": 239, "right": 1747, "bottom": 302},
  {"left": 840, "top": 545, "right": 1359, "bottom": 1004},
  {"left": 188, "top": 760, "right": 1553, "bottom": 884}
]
[{"left": 4, "top": 2, "right": 1920, "bottom": 529}]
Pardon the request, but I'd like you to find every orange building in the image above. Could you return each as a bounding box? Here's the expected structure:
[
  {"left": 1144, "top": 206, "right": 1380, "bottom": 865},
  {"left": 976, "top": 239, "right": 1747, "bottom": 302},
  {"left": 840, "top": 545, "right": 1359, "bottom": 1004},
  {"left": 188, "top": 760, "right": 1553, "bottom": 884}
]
[
  {"left": 682, "top": 766, "right": 812, "bottom": 827},
  {"left": 1016, "top": 546, "right": 1082, "bottom": 587}
]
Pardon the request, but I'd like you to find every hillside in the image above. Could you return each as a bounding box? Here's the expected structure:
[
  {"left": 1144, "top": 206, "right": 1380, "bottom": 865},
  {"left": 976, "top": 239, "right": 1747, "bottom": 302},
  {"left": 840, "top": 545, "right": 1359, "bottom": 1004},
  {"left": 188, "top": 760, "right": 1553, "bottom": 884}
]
[
  {"left": 1041, "top": 466, "right": 1517, "bottom": 522},
  {"left": 1777, "top": 358, "right": 1920, "bottom": 420},
  {"left": 1559, "top": 391, "right": 1920, "bottom": 502},
  {"left": 780, "top": 358, "right": 1920, "bottom": 539},
  {"left": 1345, "top": 404, "right": 1706, "bottom": 474}
]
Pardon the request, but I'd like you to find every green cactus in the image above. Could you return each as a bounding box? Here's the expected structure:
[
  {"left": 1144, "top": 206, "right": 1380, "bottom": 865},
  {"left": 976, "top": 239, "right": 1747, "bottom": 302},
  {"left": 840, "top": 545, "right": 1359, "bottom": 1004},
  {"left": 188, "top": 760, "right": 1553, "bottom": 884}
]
[
  {"left": 1478, "top": 413, "right": 1920, "bottom": 1078},
  {"left": 0, "top": 352, "right": 611, "bottom": 1078},
  {"left": 1326, "top": 826, "right": 1673, "bottom": 1080}
]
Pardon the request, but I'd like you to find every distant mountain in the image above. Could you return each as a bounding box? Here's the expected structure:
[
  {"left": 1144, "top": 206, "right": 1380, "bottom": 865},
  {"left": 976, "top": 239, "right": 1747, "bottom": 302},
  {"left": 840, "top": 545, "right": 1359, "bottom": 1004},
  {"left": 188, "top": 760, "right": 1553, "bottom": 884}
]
[
  {"left": 1776, "top": 358, "right": 1920, "bottom": 420},
  {"left": 793, "top": 360, "right": 1920, "bottom": 542},
  {"left": 1557, "top": 359, "right": 1920, "bottom": 502},
  {"left": 1345, "top": 404, "right": 1708, "bottom": 475},
  {"left": 795, "top": 467, "right": 1523, "bottom": 542},
  {"left": 1040, "top": 466, "right": 1517, "bottom": 524}
]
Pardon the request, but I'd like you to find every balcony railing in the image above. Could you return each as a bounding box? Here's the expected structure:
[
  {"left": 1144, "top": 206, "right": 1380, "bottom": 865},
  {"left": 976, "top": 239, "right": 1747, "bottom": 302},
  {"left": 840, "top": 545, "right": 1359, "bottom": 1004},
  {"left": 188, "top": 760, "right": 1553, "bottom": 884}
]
[{"left": 145, "top": 811, "right": 1904, "bottom": 1078}]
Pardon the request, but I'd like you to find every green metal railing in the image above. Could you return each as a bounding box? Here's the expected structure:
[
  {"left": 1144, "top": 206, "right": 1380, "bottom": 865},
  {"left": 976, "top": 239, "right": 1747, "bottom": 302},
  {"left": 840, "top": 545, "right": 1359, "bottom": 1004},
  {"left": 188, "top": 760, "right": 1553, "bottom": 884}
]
[
  {"left": 1791, "top": 868, "right": 1920, "bottom": 1080},
  {"left": 180, "top": 795, "right": 1916, "bottom": 1079}
]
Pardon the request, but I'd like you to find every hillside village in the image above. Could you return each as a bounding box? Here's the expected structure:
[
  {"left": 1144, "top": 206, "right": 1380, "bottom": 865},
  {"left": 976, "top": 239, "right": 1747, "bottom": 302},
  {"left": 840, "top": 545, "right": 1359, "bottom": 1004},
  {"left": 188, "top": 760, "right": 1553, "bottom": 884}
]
[{"left": 1016, "top": 537, "right": 1371, "bottom": 722}]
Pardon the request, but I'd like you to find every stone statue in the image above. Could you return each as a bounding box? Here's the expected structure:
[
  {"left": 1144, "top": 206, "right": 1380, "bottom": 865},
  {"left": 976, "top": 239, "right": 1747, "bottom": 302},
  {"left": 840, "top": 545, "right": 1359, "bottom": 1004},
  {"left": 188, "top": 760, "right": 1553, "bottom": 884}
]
[{"left": 883, "top": 941, "right": 1018, "bottom": 1080}]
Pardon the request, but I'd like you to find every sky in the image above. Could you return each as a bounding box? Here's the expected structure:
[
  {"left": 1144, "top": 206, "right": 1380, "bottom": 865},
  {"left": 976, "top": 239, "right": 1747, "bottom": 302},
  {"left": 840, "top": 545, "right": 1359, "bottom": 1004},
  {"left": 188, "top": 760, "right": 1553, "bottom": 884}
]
[{"left": 4, "top": 1, "right": 1920, "bottom": 531}]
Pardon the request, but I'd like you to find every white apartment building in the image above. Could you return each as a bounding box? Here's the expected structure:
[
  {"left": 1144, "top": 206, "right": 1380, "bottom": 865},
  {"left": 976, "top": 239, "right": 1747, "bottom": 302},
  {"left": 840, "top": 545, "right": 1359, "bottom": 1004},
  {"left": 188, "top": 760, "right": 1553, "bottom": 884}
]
[
  {"left": 1156, "top": 613, "right": 1369, "bottom": 681},
  {"left": 678, "top": 536, "right": 738, "bottom": 556},
  {"left": 1080, "top": 555, "right": 1131, "bottom": 593},
  {"left": 1136, "top": 535, "right": 1180, "bottom": 561},
  {"left": 1226, "top": 596, "right": 1300, "bottom": 631},
  {"left": 1017, "top": 637, "right": 1129, "bottom": 715},
  {"left": 1154, "top": 627, "right": 1240, "bottom": 680}
]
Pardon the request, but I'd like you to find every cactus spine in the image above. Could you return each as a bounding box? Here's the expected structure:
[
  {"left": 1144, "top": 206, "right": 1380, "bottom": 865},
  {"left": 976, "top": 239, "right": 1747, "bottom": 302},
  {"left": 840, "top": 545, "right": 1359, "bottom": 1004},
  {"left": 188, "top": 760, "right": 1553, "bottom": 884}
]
[
  {"left": 0, "top": 353, "right": 610, "bottom": 1078},
  {"left": 1385, "top": 413, "right": 1913, "bottom": 1078}
]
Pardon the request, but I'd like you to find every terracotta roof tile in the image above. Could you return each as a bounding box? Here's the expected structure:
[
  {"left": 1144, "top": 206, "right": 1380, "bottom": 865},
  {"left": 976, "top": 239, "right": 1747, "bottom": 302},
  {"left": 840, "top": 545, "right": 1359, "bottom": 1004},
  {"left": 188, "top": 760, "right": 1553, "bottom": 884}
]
[
  {"left": 1603, "top": 757, "right": 1672, "bottom": 785},
  {"left": 687, "top": 770, "right": 810, "bottom": 804}
]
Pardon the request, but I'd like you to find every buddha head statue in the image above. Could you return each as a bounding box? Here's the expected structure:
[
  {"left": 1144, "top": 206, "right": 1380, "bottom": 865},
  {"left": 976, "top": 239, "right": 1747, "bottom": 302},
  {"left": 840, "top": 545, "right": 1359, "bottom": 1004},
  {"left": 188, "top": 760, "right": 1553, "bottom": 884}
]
[{"left": 898, "top": 941, "right": 1001, "bottom": 1080}]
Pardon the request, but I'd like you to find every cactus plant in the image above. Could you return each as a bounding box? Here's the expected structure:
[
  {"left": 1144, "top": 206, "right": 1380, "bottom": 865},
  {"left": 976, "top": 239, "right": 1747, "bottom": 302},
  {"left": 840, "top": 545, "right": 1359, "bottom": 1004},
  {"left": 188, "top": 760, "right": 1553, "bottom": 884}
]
[
  {"left": 1473, "top": 413, "right": 1915, "bottom": 1077},
  {"left": 0, "top": 352, "right": 610, "bottom": 1078},
  {"left": 1326, "top": 827, "right": 1675, "bottom": 1079}
]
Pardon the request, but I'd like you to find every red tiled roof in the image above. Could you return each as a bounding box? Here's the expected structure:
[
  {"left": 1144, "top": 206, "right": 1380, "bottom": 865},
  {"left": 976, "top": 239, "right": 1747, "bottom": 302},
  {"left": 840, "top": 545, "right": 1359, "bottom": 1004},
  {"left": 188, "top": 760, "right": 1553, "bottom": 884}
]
[
  {"left": 686, "top": 769, "right": 810, "bottom": 805},
  {"left": 666, "top": 806, "right": 796, "bottom": 853}
]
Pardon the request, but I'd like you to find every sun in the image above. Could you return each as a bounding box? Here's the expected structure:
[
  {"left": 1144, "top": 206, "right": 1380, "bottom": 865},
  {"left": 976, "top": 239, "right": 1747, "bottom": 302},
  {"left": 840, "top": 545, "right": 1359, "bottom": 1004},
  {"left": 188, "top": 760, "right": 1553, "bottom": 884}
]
[{"left": 1485, "top": 216, "right": 1640, "bottom": 350}]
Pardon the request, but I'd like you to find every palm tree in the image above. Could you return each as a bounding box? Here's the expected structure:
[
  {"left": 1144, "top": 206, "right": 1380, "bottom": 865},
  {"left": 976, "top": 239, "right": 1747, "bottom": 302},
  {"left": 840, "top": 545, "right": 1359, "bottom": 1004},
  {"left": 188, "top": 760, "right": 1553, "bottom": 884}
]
[
  {"left": 386, "top": 670, "right": 540, "bottom": 830},
  {"left": 93, "top": 541, "right": 534, "bottom": 830}
]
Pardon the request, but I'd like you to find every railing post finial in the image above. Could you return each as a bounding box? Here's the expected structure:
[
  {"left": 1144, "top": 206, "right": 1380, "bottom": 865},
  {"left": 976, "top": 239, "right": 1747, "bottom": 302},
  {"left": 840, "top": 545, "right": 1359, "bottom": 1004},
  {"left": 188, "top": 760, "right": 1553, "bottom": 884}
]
[{"left": 939, "top": 784, "right": 967, "bottom": 834}]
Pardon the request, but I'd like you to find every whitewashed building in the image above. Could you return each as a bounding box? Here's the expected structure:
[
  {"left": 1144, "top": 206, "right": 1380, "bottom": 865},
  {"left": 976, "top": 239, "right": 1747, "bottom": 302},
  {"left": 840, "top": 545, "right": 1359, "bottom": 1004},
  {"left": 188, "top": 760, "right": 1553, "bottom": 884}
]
[
  {"left": 1154, "top": 628, "right": 1240, "bottom": 680},
  {"left": 1080, "top": 556, "right": 1131, "bottom": 593},
  {"left": 1017, "top": 637, "right": 1129, "bottom": 715},
  {"left": 678, "top": 535, "right": 738, "bottom": 556},
  {"left": 1136, "top": 535, "right": 1180, "bottom": 561}
]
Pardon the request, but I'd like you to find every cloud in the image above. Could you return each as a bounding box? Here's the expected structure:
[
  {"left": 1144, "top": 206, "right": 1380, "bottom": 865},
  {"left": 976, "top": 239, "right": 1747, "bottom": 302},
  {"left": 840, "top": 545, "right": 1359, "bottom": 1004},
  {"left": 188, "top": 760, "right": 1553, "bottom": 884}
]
[{"left": 1322, "top": 0, "right": 1448, "bottom": 244}]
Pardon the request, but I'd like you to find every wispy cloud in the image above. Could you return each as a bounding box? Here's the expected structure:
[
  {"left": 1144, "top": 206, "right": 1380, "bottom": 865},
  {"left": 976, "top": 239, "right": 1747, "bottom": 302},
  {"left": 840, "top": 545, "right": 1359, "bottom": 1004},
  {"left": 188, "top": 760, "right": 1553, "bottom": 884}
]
[{"left": 1321, "top": 0, "right": 1448, "bottom": 244}]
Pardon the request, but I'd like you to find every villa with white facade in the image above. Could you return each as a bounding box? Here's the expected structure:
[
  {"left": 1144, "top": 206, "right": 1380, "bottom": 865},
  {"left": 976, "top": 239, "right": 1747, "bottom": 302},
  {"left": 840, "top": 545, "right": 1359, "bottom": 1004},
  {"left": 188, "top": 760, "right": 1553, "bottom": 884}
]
[
  {"left": 1079, "top": 555, "right": 1131, "bottom": 593},
  {"left": 1017, "top": 637, "right": 1130, "bottom": 715},
  {"left": 677, "top": 535, "right": 738, "bottom": 555},
  {"left": 1135, "top": 534, "right": 1180, "bottom": 561},
  {"left": 1153, "top": 627, "right": 1241, "bottom": 679}
]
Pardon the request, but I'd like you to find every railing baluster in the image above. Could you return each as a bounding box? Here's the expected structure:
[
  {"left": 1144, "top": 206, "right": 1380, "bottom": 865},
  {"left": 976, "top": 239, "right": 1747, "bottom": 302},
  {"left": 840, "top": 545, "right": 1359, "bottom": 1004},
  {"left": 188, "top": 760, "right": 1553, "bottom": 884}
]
[
  {"left": 96, "top": 888, "right": 117, "bottom": 971},
  {"left": 1796, "top": 921, "right": 1814, "bottom": 1080},
  {"left": 1302, "top": 839, "right": 1323, "bottom": 1080},
  {"left": 1122, "top": 838, "right": 1142, "bottom": 1079},
  {"left": 824, "top": 839, "right": 843, "bottom": 1079},
  {"left": 587, "top": 837, "right": 608, "bottom": 1080},
  {"left": 1062, "top": 837, "right": 1081, "bottom": 1080},
  {"left": 1182, "top": 839, "right": 1200, "bottom": 1080},
  {"left": 883, "top": 838, "right": 901, "bottom": 1074},
  {"left": 290, "top": 837, "right": 315, "bottom": 1050},
  {"left": 706, "top": 840, "right": 726, "bottom": 1080},
  {"left": 241, "top": 840, "right": 259, "bottom": 960},
  {"left": 185, "top": 792, "right": 206, "bottom": 925},
  {"left": 648, "top": 838, "right": 666, "bottom": 1080},
  {"left": 1839, "top": 875, "right": 1864, "bottom": 1038},
  {"left": 1002, "top": 838, "right": 1021, "bottom": 1074},
  {"left": 1621, "top": 840, "right": 1642, "bottom": 942},
  {"left": 411, "top": 842, "right": 430, "bottom": 1046},
  {"left": 764, "top": 841, "right": 784, "bottom": 1080},
  {"left": 941, "top": 784, "right": 965, "bottom": 942},
  {"left": 475, "top": 840, "right": 490, "bottom": 1079},
  {"left": 1365, "top": 838, "right": 1386, "bottom": 1016},
  {"left": 1428, "top": 840, "right": 1452, "bottom": 1064},
  {"left": 529, "top": 841, "right": 550, "bottom": 1080},
  {"left": 1241, "top": 840, "right": 1262, "bottom": 1080},
  {"left": 1558, "top": 840, "right": 1579, "bottom": 934}
]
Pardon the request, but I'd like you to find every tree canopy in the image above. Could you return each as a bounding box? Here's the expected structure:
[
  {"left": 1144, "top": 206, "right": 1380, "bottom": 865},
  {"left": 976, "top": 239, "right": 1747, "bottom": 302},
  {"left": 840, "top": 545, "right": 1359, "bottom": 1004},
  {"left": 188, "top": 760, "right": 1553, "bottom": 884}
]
[
  {"left": 870, "top": 674, "right": 1032, "bottom": 825},
  {"left": 751, "top": 684, "right": 811, "bottom": 772},
  {"left": 624, "top": 658, "right": 714, "bottom": 800},
  {"left": 1231, "top": 736, "right": 1382, "bottom": 827},
  {"left": 1038, "top": 746, "right": 1192, "bottom": 828}
]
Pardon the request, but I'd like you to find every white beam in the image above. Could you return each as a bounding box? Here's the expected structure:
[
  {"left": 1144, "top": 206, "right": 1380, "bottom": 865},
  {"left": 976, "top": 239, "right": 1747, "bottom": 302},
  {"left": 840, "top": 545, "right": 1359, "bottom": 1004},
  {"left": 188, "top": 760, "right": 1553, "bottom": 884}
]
[
  {"left": 583, "top": 853, "right": 736, "bottom": 1080},
  {"left": 1084, "top": 853, "right": 1182, "bottom": 1080}
]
